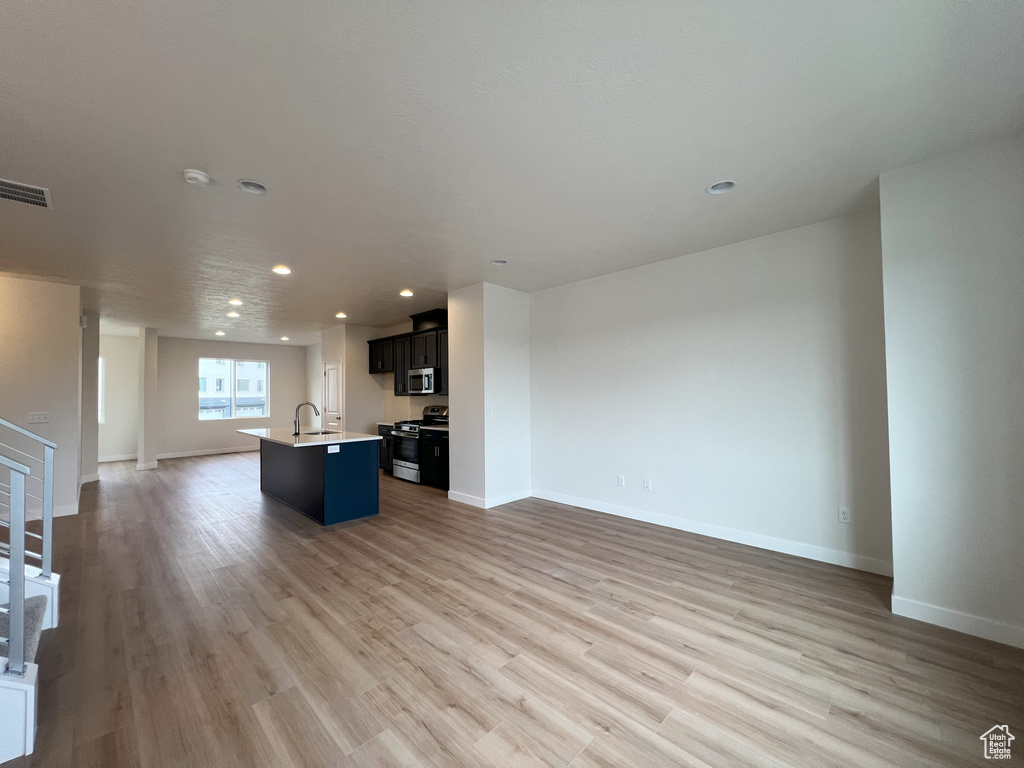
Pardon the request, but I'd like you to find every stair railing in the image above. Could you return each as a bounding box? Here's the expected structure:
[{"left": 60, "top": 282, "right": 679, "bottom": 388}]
[
  {"left": 0, "top": 417, "right": 55, "bottom": 578},
  {"left": 0, "top": 452, "right": 30, "bottom": 676}
]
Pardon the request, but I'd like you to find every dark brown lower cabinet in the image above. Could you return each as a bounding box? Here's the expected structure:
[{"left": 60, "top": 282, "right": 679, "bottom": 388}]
[{"left": 419, "top": 429, "right": 449, "bottom": 490}]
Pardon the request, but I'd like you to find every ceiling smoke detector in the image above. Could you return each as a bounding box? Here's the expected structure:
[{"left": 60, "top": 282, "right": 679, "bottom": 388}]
[
  {"left": 237, "top": 179, "right": 268, "bottom": 195},
  {"left": 183, "top": 169, "right": 210, "bottom": 186}
]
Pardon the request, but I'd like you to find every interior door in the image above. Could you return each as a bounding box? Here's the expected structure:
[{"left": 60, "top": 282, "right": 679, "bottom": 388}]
[{"left": 323, "top": 360, "right": 342, "bottom": 429}]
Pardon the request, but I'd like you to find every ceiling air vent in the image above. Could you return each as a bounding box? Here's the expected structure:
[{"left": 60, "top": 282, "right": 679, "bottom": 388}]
[{"left": 0, "top": 178, "right": 53, "bottom": 209}]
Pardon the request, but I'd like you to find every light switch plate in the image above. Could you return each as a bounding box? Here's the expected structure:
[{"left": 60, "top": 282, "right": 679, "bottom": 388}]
[
  {"left": 327, "top": 445, "right": 340, "bottom": 454},
  {"left": 27, "top": 412, "right": 50, "bottom": 424}
]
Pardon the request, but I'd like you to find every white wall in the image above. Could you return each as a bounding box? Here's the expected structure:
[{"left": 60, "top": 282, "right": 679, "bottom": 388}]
[
  {"left": 448, "top": 284, "right": 486, "bottom": 504},
  {"left": 0, "top": 275, "right": 82, "bottom": 516},
  {"left": 157, "top": 337, "right": 307, "bottom": 457},
  {"left": 483, "top": 284, "right": 532, "bottom": 503},
  {"left": 80, "top": 310, "right": 100, "bottom": 482},
  {"left": 137, "top": 328, "right": 159, "bottom": 469},
  {"left": 446, "top": 284, "right": 530, "bottom": 506},
  {"left": 343, "top": 325, "right": 387, "bottom": 434},
  {"left": 530, "top": 210, "right": 893, "bottom": 574},
  {"left": 880, "top": 133, "right": 1024, "bottom": 647},
  {"left": 98, "top": 334, "right": 140, "bottom": 461}
]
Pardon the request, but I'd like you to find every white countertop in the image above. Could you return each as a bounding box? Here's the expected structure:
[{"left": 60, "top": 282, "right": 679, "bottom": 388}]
[{"left": 238, "top": 428, "right": 382, "bottom": 447}]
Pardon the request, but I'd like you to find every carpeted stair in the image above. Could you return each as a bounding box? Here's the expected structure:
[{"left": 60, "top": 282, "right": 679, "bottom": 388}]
[{"left": 0, "top": 595, "right": 48, "bottom": 664}]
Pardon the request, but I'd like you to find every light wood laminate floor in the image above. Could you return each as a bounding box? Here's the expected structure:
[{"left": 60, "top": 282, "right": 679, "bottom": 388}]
[{"left": 12, "top": 453, "right": 1023, "bottom": 767}]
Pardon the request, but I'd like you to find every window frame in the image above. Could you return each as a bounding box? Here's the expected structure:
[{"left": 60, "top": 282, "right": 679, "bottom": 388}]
[{"left": 198, "top": 358, "right": 270, "bottom": 421}]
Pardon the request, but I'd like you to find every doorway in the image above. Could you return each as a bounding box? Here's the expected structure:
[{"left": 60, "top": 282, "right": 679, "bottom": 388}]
[{"left": 323, "top": 360, "right": 342, "bottom": 430}]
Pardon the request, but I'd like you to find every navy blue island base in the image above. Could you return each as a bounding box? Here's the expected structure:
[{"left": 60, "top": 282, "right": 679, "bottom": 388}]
[{"left": 258, "top": 437, "right": 380, "bottom": 526}]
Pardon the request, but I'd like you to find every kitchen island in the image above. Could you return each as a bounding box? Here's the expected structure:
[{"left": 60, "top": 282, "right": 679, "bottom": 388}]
[{"left": 237, "top": 428, "right": 382, "bottom": 525}]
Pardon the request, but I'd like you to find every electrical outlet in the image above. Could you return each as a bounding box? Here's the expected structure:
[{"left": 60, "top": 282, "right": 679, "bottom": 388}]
[
  {"left": 616, "top": 474, "right": 626, "bottom": 487},
  {"left": 838, "top": 506, "right": 851, "bottom": 524},
  {"left": 643, "top": 478, "right": 652, "bottom": 491},
  {"left": 27, "top": 412, "right": 50, "bottom": 424}
]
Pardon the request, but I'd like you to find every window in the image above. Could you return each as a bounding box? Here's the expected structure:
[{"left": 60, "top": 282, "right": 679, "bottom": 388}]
[
  {"left": 199, "top": 358, "right": 269, "bottom": 420},
  {"left": 98, "top": 357, "right": 105, "bottom": 424}
]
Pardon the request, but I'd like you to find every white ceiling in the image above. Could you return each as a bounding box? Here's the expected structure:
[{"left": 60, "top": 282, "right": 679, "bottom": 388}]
[{"left": 1, "top": 1, "right": 1022, "bottom": 344}]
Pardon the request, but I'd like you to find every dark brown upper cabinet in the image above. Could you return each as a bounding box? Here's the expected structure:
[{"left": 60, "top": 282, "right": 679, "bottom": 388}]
[
  {"left": 393, "top": 335, "right": 411, "bottom": 396},
  {"left": 367, "top": 308, "right": 448, "bottom": 396},
  {"left": 410, "top": 330, "right": 438, "bottom": 369},
  {"left": 368, "top": 338, "right": 394, "bottom": 374},
  {"left": 437, "top": 329, "right": 449, "bottom": 395}
]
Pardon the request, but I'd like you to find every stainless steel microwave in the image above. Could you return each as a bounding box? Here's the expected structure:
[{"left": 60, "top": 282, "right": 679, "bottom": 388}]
[{"left": 408, "top": 368, "right": 436, "bottom": 395}]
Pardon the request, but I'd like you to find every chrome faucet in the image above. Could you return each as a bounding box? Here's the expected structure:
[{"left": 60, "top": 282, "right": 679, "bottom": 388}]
[{"left": 294, "top": 401, "right": 320, "bottom": 435}]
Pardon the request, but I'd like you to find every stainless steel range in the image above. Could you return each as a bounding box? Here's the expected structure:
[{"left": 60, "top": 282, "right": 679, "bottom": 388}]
[{"left": 390, "top": 405, "right": 448, "bottom": 484}]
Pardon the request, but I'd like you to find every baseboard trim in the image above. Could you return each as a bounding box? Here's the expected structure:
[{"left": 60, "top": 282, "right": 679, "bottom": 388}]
[
  {"left": 447, "top": 489, "right": 533, "bottom": 509},
  {"left": 484, "top": 489, "right": 533, "bottom": 508},
  {"left": 136, "top": 461, "right": 158, "bottom": 471},
  {"left": 80, "top": 473, "right": 100, "bottom": 484},
  {"left": 891, "top": 595, "right": 1024, "bottom": 649},
  {"left": 448, "top": 491, "right": 486, "bottom": 508},
  {"left": 155, "top": 446, "right": 258, "bottom": 460},
  {"left": 53, "top": 503, "right": 78, "bottom": 517},
  {"left": 99, "top": 453, "right": 137, "bottom": 463},
  {"left": 530, "top": 489, "right": 894, "bottom": 577}
]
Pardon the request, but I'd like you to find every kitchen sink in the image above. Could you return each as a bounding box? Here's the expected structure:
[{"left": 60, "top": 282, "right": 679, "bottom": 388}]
[{"left": 300, "top": 430, "right": 342, "bottom": 435}]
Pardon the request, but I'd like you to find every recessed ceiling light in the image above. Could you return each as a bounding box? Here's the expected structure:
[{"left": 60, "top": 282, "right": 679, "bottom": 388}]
[
  {"left": 237, "top": 179, "right": 268, "bottom": 195},
  {"left": 226, "top": 311, "right": 240, "bottom": 318},
  {"left": 228, "top": 298, "right": 243, "bottom": 306},
  {"left": 280, "top": 336, "right": 289, "bottom": 341},
  {"left": 215, "top": 331, "right": 225, "bottom": 336},
  {"left": 183, "top": 169, "right": 210, "bottom": 186},
  {"left": 706, "top": 180, "right": 736, "bottom": 195},
  {"left": 491, "top": 259, "right": 508, "bottom": 265},
  {"left": 399, "top": 289, "right": 414, "bottom": 297},
  {"left": 272, "top": 265, "right": 291, "bottom": 275},
  {"left": 335, "top": 312, "right": 347, "bottom": 319}
]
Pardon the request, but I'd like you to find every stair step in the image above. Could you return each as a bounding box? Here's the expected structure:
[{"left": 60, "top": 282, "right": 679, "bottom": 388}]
[
  {"left": 0, "top": 558, "right": 59, "bottom": 629},
  {"left": 0, "top": 595, "right": 48, "bottom": 664}
]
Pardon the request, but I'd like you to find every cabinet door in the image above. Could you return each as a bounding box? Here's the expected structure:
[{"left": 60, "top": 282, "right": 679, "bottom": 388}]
[
  {"left": 393, "top": 336, "right": 410, "bottom": 395},
  {"left": 436, "top": 436, "right": 449, "bottom": 490},
  {"left": 420, "top": 436, "right": 439, "bottom": 487},
  {"left": 437, "top": 329, "right": 449, "bottom": 395},
  {"left": 368, "top": 339, "right": 394, "bottom": 374},
  {"left": 410, "top": 331, "right": 438, "bottom": 369},
  {"left": 420, "top": 433, "right": 449, "bottom": 490}
]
